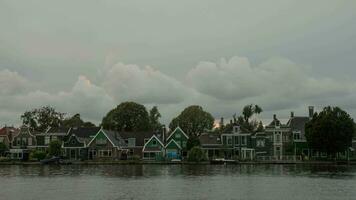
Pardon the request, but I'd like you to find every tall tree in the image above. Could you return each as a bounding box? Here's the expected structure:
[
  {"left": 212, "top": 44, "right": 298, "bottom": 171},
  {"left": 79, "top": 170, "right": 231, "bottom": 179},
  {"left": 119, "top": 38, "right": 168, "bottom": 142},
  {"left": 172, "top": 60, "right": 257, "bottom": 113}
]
[
  {"left": 21, "top": 106, "right": 65, "bottom": 132},
  {"left": 169, "top": 105, "right": 214, "bottom": 136},
  {"left": 101, "top": 102, "right": 150, "bottom": 132},
  {"left": 238, "top": 104, "right": 263, "bottom": 132},
  {"left": 305, "top": 106, "right": 355, "bottom": 157},
  {"left": 62, "top": 113, "right": 95, "bottom": 128},
  {"left": 149, "top": 106, "right": 162, "bottom": 131}
]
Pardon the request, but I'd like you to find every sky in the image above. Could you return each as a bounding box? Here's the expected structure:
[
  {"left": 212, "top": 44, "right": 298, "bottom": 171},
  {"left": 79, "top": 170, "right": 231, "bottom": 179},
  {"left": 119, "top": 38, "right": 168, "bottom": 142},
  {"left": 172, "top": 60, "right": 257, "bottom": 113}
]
[{"left": 1, "top": 0, "right": 356, "bottom": 126}]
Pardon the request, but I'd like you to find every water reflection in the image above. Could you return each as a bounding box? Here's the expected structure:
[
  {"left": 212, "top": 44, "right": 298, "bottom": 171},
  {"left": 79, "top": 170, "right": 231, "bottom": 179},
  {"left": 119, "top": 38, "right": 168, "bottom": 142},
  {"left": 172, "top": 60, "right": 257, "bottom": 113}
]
[{"left": 0, "top": 164, "right": 355, "bottom": 179}]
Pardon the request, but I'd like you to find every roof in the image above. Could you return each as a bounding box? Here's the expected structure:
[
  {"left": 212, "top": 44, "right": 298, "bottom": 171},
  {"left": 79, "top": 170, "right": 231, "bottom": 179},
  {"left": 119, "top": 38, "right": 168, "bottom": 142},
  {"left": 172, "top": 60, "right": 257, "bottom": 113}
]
[
  {"left": 45, "top": 127, "right": 71, "bottom": 135},
  {"left": 0, "top": 127, "right": 18, "bottom": 136},
  {"left": 199, "top": 132, "right": 222, "bottom": 146},
  {"left": 142, "top": 135, "right": 164, "bottom": 152},
  {"left": 119, "top": 131, "right": 161, "bottom": 147},
  {"left": 287, "top": 116, "right": 310, "bottom": 135},
  {"left": 167, "top": 126, "right": 189, "bottom": 141},
  {"left": 104, "top": 130, "right": 127, "bottom": 147},
  {"left": 67, "top": 127, "right": 101, "bottom": 144}
]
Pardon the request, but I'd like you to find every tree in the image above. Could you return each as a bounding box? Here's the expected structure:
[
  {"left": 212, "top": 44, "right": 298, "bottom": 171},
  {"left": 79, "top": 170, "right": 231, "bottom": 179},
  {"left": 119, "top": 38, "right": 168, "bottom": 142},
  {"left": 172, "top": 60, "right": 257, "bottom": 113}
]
[
  {"left": 149, "top": 106, "right": 162, "bottom": 131},
  {"left": 0, "top": 143, "right": 8, "bottom": 156},
  {"left": 21, "top": 106, "right": 65, "bottom": 132},
  {"left": 62, "top": 113, "right": 95, "bottom": 128},
  {"left": 186, "top": 136, "right": 201, "bottom": 151},
  {"left": 187, "top": 147, "right": 207, "bottom": 162},
  {"left": 305, "top": 106, "right": 355, "bottom": 157},
  {"left": 101, "top": 102, "right": 151, "bottom": 132},
  {"left": 169, "top": 105, "right": 214, "bottom": 136},
  {"left": 48, "top": 140, "right": 62, "bottom": 157}
]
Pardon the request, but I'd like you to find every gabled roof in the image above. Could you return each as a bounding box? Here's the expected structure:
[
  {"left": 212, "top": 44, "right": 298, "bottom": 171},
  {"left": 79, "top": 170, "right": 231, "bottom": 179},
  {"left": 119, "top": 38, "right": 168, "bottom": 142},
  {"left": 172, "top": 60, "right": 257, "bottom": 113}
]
[
  {"left": 199, "top": 132, "right": 222, "bottom": 146},
  {"left": 119, "top": 131, "right": 161, "bottom": 147},
  {"left": 0, "top": 127, "right": 18, "bottom": 136},
  {"left": 167, "top": 126, "right": 189, "bottom": 141},
  {"left": 286, "top": 116, "right": 310, "bottom": 135},
  {"left": 142, "top": 135, "right": 164, "bottom": 152},
  {"left": 165, "top": 139, "right": 182, "bottom": 149},
  {"left": 66, "top": 127, "right": 101, "bottom": 144},
  {"left": 87, "top": 129, "right": 126, "bottom": 148},
  {"left": 44, "top": 127, "right": 71, "bottom": 136}
]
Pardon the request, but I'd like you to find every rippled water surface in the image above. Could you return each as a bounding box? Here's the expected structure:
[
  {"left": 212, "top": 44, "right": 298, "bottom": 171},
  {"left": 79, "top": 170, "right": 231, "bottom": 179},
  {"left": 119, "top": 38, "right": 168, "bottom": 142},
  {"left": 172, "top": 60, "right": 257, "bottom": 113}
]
[{"left": 0, "top": 164, "right": 355, "bottom": 200}]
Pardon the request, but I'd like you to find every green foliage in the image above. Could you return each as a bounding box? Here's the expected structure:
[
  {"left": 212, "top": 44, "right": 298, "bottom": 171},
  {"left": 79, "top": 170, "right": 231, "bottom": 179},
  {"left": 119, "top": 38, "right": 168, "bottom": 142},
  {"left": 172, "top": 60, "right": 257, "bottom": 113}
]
[
  {"left": 101, "top": 102, "right": 151, "bottom": 131},
  {"left": 48, "top": 140, "right": 62, "bottom": 157},
  {"left": 21, "top": 106, "right": 65, "bottom": 132},
  {"left": 305, "top": 106, "right": 355, "bottom": 157},
  {"left": 30, "top": 150, "right": 47, "bottom": 161},
  {"left": 186, "top": 136, "right": 201, "bottom": 151},
  {"left": 222, "top": 104, "right": 263, "bottom": 133},
  {"left": 169, "top": 105, "right": 214, "bottom": 136},
  {"left": 187, "top": 147, "right": 207, "bottom": 162},
  {"left": 149, "top": 106, "right": 162, "bottom": 131},
  {"left": 62, "top": 113, "right": 95, "bottom": 128},
  {"left": 0, "top": 142, "right": 8, "bottom": 156}
]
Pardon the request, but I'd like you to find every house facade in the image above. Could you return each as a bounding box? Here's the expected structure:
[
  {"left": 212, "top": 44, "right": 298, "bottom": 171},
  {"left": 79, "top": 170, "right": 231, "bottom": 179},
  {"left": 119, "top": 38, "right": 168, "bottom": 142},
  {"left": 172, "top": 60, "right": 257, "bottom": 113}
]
[
  {"left": 165, "top": 127, "right": 189, "bottom": 160},
  {"left": 10, "top": 126, "right": 37, "bottom": 160},
  {"left": 36, "top": 127, "right": 71, "bottom": 151},
  {"left": 0, "top": 126, "right": 18, "bottom": 150},
  {"left": 87, "top": 129, "right": 127, "bottom": 160},
  {"left": 142, "top": 135, "right": 165, "bottom": 160},
  {"left": 62, "top": 127, "right": 101, "bottom": 160}
]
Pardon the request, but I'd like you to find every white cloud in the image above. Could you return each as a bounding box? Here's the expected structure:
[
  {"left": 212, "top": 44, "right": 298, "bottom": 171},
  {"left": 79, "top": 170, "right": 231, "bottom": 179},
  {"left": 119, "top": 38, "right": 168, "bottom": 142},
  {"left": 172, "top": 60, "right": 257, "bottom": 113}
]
[
  {"left": 0, "top": 69, "right": 29, "bottom": 95},
  {"left": 101, "top": 63, "right": 189, "bottom": 104}
]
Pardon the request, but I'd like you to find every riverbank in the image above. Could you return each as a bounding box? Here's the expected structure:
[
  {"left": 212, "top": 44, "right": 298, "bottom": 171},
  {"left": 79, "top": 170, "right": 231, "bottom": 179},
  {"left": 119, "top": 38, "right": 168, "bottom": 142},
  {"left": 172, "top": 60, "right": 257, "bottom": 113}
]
[{"left": 1, "top": 160, "right": 356, "bottom": 165}]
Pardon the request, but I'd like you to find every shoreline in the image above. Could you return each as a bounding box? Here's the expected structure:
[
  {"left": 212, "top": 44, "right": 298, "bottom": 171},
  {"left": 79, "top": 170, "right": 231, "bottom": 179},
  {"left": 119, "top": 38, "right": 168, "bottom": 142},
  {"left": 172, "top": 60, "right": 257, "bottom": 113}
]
[{"left": 1, "top": 160, "right": 356, "bottom": 166}]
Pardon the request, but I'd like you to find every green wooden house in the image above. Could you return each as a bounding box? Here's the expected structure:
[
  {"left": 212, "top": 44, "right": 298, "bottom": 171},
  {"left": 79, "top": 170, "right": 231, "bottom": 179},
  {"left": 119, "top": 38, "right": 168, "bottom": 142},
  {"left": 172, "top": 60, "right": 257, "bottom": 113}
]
[
  {"left": 142, "top": 135, "right": 165, "bottom": 160},
  {"left": 165, "top": 127, "right": 189, "bottom": 159}
]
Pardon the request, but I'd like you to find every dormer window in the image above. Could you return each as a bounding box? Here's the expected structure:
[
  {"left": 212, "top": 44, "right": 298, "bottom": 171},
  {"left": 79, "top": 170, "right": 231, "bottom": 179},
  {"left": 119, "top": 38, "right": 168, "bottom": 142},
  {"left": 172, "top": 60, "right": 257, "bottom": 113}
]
[{"left": 233, "top": 126, "right": 240, "bottom": 133}]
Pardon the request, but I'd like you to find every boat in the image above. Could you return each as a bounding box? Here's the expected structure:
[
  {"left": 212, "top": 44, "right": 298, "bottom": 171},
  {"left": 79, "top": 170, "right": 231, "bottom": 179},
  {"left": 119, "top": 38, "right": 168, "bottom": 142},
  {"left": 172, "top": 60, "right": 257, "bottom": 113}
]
[
  {"left": 40, "top": 156, "right": 60, "bottom": 165},
  {"left": 210, "top": 158, "right": 237, "bottom": 165}
]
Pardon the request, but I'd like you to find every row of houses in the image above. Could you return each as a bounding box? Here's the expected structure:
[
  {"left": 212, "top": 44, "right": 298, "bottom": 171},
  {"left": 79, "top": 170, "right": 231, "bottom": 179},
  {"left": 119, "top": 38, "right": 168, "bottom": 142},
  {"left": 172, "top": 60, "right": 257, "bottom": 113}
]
[
  {"left": 1, "top": 106, "right": 355, "bottom": 161},
  {"left": 0, "top": 124, "right": 189, "bottom": 161},
  {"left": 200, "top": 106, "right": 356, "bottom": 161}
]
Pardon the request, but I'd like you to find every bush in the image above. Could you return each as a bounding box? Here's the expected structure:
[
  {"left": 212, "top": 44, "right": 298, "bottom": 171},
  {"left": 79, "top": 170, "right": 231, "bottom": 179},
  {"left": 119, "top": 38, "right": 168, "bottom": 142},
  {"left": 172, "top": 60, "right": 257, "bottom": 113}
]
[
  {"left": 187, "top": 147, "right": 207, "bottom": 162},
  {"left": 30, "top": 150, "right": 47, "bottom": 161},
  {"left": 48, "top": 140, "right": 62, "bottom": 157}
]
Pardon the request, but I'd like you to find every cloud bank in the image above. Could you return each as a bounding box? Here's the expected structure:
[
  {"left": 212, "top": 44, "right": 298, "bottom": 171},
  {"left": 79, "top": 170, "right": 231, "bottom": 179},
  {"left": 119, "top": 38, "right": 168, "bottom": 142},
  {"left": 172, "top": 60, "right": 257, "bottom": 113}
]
[{"left": 1, "top": 56, "right": 356, "bottom": 126}]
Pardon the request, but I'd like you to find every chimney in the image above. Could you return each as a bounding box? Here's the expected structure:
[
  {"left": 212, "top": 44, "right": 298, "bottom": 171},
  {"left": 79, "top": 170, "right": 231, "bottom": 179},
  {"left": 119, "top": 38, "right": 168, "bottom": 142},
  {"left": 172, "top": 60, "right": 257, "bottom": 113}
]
[
  {"left": 291, "top": 112, "right": 294, "bottom": 118},
  {"left": 273, "top": 114, "right": 277, "bottom": 120},
  {"left": 162, "top": 125, "right": 166, "bottom": 143},
  {"left": 308, "top": 106, "right": 314, "bottom": 119},
  {"left": 220, "top": 117, "right": 224, "bottom": 127}
]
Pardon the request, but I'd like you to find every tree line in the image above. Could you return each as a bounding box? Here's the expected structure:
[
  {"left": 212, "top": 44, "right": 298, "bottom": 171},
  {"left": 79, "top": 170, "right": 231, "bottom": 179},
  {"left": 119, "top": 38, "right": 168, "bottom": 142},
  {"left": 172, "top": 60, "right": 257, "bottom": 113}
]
[{"left": 19, "top": 102, "right": 356, "bottom": 158}]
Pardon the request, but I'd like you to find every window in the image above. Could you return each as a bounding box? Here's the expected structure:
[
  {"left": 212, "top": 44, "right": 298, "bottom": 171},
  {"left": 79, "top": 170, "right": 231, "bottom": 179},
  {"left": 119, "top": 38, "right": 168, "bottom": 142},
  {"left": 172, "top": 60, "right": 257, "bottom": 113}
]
[
  {"left": 45, "top": 136, "right": 50, "bottom": 145},
  {"left": 294, "top": 132, "right": 301, "bottom": 140},
  {"left": 128, "top": 138, "right": 136, "bottom": 147},
  {"left": 17, "top": 138, "right": 21, "bottom": 145},
  {"left": 99, "top": 150, "right": 112, "bottom": 157},
  {"left": 52, "top": 136, "right": 58, "bottom": 141},
  {"left": 227, "top": 136, "right": 232, "bottom": 145},
  {"left": 182, "top": 141, "right": 187, "bottom": 148},
  {"left": 175, "top": 134, "right": 181, "bottom": 139},
  {"left": 152, "top": 140, "right": 157, "bottom": 145},
  {"left": 28, "top": 138, "right": 32, "bottom": 146},
  {"left": 96, "top": 138, "right": 107, "bottom": 145},
  {"left": 22, "top": 138, "right": 27, "bottom": 146},
  {"left": 257, "top": 139, "right": 265, "bottom": 147},
  {"left": 241, "top": 136, "right": 247, "bottom": 145}
]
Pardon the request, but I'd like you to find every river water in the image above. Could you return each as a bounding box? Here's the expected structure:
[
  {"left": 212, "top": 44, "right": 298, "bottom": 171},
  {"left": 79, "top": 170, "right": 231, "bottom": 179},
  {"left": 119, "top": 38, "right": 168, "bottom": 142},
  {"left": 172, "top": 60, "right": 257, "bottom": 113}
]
[{"left": 0, "top": 164, "right": 355, "bottom": 200}]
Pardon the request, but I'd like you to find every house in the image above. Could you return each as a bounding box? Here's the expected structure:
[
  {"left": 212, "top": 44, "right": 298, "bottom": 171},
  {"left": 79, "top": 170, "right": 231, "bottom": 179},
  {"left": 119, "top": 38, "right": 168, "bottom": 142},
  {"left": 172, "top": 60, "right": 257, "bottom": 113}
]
[
  {"left": 36, "top": 127, "right": 71, "bottom": 151},
  {"left": 286, "top": 110, "right": 311, "bottom": 159},
  {"left": 265, "top": 114, "right": 293, "bottom": 160},
  {"left": 221, "top": 126, "right": 255, "bottom": 160},
  {"left": 165, "top": 127, "right": 189, "bottom": 159},
  {"left": 142, "top": 134, "right": 165, "bottom": 160},
  {"left": 87, "top": 129, "right": 127, "bottom": 160},
  {"left": 119, "top": 131, "right": 163, "bottom": 159},
  {"left": 0, "top": 126, "right": 18, "bottom": 149},
  {"left": 62, "top": 127, "right": 101, "bottom": 160},
  {"left": 199, "top": 132, "right": 222, "bottom": 160},
  {"left": 251, "top": 132, "right": 273, "bottom": 160},
  {"left": 10, "top": 126, "right": 37, "bottom": 160}
]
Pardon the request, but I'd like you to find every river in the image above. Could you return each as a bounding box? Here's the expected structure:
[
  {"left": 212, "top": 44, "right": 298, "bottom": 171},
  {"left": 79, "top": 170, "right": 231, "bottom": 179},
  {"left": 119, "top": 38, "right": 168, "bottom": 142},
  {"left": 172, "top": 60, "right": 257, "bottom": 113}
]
[{"left": 0, "top": 164, "right": 355, "bottom": 200}]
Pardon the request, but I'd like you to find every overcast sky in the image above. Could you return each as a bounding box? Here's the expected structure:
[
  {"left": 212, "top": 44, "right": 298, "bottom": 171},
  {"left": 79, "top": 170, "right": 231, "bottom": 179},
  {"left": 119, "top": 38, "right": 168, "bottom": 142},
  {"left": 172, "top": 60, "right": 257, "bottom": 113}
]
[{"left": 1, "top": 0, "right": 356, "bottom": 126}]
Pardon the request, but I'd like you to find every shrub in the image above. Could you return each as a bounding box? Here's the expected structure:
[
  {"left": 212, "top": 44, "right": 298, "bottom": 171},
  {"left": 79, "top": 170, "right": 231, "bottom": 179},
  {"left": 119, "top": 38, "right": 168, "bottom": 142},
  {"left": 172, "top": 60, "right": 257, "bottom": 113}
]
[
  {"left": 30, "top": 150, "right": 47, "bottom": 161},
  {"left": 48, "top": 140, "right": 62, "bottom": 157},
  {"left": 187, "top": 147, "right": 207, "bottom": 162}
]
